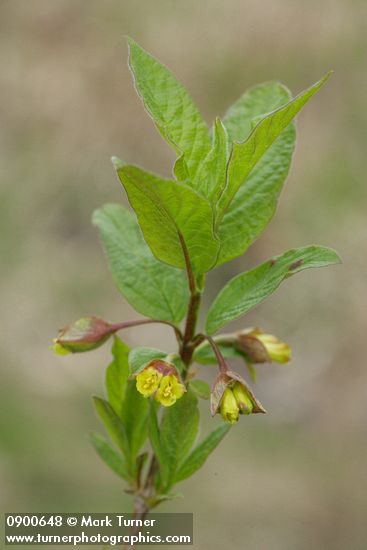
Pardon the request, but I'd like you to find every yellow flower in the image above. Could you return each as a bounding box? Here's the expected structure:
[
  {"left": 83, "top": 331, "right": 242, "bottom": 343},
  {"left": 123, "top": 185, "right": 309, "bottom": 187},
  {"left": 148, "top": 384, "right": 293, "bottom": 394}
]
[
  {"left": 155, "top": 374, "right": 185, "bottom": 407},
  {"left": 220, "top": 387, "right": 239, "bottom": 424},
  {"left": 255, "top": 333, "right": 291, "bottom": 363},
  {"left": 136, "top": 367, "right": 162, "bottom": 397},
  {"left": 232, "top": 382, "right": 254, "bottom": 415}
]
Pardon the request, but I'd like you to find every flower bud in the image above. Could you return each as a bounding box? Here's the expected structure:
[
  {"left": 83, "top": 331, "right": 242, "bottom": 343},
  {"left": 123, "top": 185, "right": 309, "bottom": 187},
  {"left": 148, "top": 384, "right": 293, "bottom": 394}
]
[
  {"left": 237, "top": 329, "right": 291, "bottom": 364},
  {"left": 255, "top": 333, "right": 291, "bottom": 364},
  {"left": 135, "top": 360, "right": 186, "bottom": 407},
  {"left": 220, "top": 387, "right": 239, "bottom": 424},
  {"left": 52, "top": 317, "right": 117, "bottom": 354}
]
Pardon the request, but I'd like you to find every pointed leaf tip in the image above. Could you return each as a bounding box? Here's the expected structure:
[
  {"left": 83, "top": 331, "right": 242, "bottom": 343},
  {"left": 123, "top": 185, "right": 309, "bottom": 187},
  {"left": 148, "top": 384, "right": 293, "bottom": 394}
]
[
  {"left": 127, "top": 39, "right": 211, "bottom": 182},
  {"left": 126, "top": 35, "right": 134, "bottom": 46},
  {"left": 206, "top": 245, "right": 341, "bottom": 334},
  {"left": 111, "top": 156, "right": 125, "bottom": 170},
  {"left": 216, "top": 72, "right": 335, "bottom": 225}
]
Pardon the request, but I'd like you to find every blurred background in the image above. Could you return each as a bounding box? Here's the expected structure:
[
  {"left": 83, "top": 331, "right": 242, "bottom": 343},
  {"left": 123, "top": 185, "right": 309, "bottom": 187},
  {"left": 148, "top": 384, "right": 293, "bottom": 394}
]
[{"left": 1, "top": 1, "right": 366, "bottom": 548}]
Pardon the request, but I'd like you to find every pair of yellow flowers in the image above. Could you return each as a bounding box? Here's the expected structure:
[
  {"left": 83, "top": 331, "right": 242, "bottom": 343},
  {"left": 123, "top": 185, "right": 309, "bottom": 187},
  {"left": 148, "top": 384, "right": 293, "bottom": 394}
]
[{"left": 136, "top": 365, "right": 185, "bottom": 407}]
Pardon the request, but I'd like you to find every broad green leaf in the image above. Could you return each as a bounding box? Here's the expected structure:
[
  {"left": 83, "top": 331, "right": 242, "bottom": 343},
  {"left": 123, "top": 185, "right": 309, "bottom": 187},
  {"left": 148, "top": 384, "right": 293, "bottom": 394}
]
[
  {"left": 216, "top": 73, "right": 332, "bottom": 224},
  {"left": 103, "top": 340, "right": 149, "bottom": 467},
  {"left": 206, "top": 245, "right": 341, "bottom": 334},
  {"left": 216, "top": 126, "right": 295, "bottom": 265},
  {"left": 120, "top": 380, "right": 149, "bottom": 459},
  {"left": 149, "top": 402, "right": 170, "bottom": 488},
  {"left": 90, "top": 432, "right": 130, "bottom": 481},
  {"left": 93, "top": 204, "right": 189, "bottom": 324},
  {"left": 93, "top": 396, "right": 130, "bottom": 461},
  {"left": 175, "top": 424, "right": 230, "bottom": 483},
  {"left": 160, "top": 390, "right": 199, "bottom": 489},
  {"left": 216, "top": 83, "right": 296, "bottom": 265},
  {"left": 114, "top": 162, "right": 219, "bottom": 273},
  {"left": 189, "top": 379, "right": 210, "bottom": 400},
  {"left": 128, "top": 38, "right": 211, "bottom": 181},
  {"left": 105, "top": 336, "right": 129, "bottom": 417},
  {"left": 192, "top": 117, "right": 229, "bottom": 203},
  {"left": 224, "top": 81, "right": 292, "bottom": 142},
  {"left": 193, "top": 341, "right": 241, "bottom": 365},
  {"left": 128, "top": 347, "right": 167, "bottom": 376}
]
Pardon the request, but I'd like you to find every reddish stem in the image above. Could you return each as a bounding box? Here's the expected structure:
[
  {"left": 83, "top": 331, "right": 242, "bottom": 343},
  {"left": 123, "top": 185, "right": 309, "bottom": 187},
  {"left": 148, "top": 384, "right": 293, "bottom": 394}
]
[
  {"left": 199, "top": 334, "right": 229, "bottom": 374},
  {"left": 112, "top": 319, "right": 183, "bottom": 343}
]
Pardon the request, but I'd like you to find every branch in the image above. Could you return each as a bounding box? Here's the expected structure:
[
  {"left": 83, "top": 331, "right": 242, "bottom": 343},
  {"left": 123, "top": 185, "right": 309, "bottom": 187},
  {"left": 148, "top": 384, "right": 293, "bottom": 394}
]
[
  {"left": 112, "top": 319, "right": 183, "bottom": 343},
  {"left": 196, "top": 334, "right": 229, "bottom": 374}
]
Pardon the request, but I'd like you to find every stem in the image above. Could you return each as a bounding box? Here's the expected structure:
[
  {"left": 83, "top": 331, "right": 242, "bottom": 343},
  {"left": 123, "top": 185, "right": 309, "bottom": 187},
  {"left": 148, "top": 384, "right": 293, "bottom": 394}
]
[
  {"left": 198, "top": 334, "right": 229, "bottom": 374},
  {"left": 180, "top": 291, "right": 202, "bottom": 372},
  {"left": 125, "top": 247, "right": 204, "bottom": 545},
  {"left": 176, "top": 233, "right": 204, "bottom": 374},
  {"left": 123, "top": 497, "right": 150, "bottom": 550},
  {"left": 123, "top": 456, "right": 157, "bottom": 550},
  {"left": 112, "top": 319, "right": 183, "bottom": 344}
]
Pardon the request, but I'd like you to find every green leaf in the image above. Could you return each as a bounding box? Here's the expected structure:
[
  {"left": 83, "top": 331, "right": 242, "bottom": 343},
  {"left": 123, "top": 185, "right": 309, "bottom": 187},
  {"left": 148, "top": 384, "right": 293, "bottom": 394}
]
[
  {"left": 193, "top": 341, "right": 241, "bottom": 365},
  {"left": 136, "top": 452, "right": 149, "bottom": 483},
  {"left": 128, "top": 346, "right": 167, "bottom": 376},
  {"left": 105, "top": 336, "right": 130, "bottom": 417},
  {"left": 99, "top": 340, "right": 150, "bottom": 470},
  {"left": 148, "top": 402, "right": 170, "bottom": 488},
  {"left": 216, "top": 126, "right": 295, "bottom": 265},
  {"left": 173, "top": 154, "right": 190, "bottom": 182},
  {"left": 152, "top": 492, "right": 183, "bottom": 504},
  {"left": 175, "top": 424, "right": 230, "bottom": 483},
  {"left": 216, "top": 83, "right": 296, "bottom": 265},
  {"left": 160, "top": 390, "right": 199, "bottom": 489},
  {"left": 114, "top": 163, "right": 219, "bottom": 273},
  {"left": 120, "top": 380, "right": 149, "bottom": 459},
  {"left": 216, "top": 73, "right": 332, "bottom": 224},
  {"left": 246, "top": 362, "right": 257, "bottom": 383},
  {"left": 192, "top": 117, "right": 229, "bottom": 203},
  {"left": 206, "top": 245, "right": 341, "bottom": 334},
  {"left": 93, "top": 396, "right": 130, "bottom": 460},
  {"left": 128, "top": 38, "right": 211, "bottom": 181},
  {"left": 90, "top": 432, "right": 130, "bottom": 481},
  {"left": 92, "top": 204, "right": 189, "bottom": 324},
  {"left": 223, "top": 81, "right": 292, "bottom": 142},
  {"left": 189, "top": 379, "right": 210, "bottom": 400}
]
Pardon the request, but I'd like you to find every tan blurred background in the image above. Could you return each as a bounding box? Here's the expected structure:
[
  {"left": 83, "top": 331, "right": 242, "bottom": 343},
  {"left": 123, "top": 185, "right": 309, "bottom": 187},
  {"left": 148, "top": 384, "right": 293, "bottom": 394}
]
[{"left": 1, "top": 1, "right": 366, "bottom": 548}]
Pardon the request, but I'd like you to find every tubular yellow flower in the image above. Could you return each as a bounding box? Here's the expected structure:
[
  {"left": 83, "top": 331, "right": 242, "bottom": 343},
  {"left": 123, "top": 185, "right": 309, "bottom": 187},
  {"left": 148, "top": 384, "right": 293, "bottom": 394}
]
[
  {"left": 136, "top": 366, "right": 162, "bottom": 397},
  {"left": 255, "top": 333, "right": 291, "bottom": 364},
  {"left": 232, "top": 382, "right": 254, "bottom": 415},
  {"left": 220, "top": 387, "right": 239, "bottom": 424},
  {"left": 155, "top": 374, "right": 185, "bottom": 407}
]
